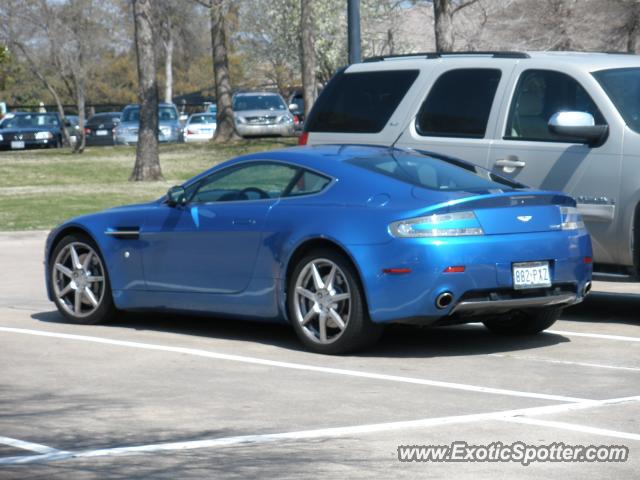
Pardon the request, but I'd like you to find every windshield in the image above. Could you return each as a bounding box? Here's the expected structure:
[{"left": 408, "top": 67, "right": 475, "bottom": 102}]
[
  {"left": 189, "top": 114, "right": 216, "bottom": 124},
  {"left": 121, "top": 106, "right": 177, "bottom": 123},
  {"left": 1, "top": 113, "right": 59, "bottom": 129},
  {"left": 593, "top": 68, "right": 640, "bottom": 133},
  {"left": 233, "top": 95, "right": 286, "bottom": 112},
  {"left": 348, "top": 151, "right": 520, "bottom": 192}
]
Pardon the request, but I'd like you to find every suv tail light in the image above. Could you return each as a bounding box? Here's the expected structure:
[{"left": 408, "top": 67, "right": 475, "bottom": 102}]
[{"left": 298, "top": 131, "right": 308, "bottom": 145}]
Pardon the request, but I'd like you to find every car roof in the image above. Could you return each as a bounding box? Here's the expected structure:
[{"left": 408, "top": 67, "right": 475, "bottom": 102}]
[
  {"left": 349, "top": 51, "right": 640, "bottom": 74},
  {"left": 234, "top": 91, "right": 282, "bottom": 97}
]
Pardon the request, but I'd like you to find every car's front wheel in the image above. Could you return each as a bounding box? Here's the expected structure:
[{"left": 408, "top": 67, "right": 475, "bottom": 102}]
[
  {"left": 49, "top": 233, "right": 116, "bottom": 325},
  {"left": 482, "top": 307, "right": 561, "bottom": 335},
  {"left": 287, "top": 249, "right": 383, "bottom": 354}
]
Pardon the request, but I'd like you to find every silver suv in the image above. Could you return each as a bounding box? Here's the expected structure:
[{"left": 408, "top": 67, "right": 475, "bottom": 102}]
[
  {"left": 233, "top": 92, "right": 294, "bottom": 137},
  {"left": 302, "top": 51, "right": 640, "bottom": 279}
]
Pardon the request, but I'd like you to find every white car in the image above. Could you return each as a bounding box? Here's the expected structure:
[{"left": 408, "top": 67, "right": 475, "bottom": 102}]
[{"left": 183, "top": 113, "right": 217, "bottom": 143}]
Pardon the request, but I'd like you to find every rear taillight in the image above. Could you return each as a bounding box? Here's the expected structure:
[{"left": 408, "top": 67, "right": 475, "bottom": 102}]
[
  {"left": 298, "top": 131, "right": 308, "bottom": 145},
  {"left": 390, "top": 211, "right": 484, "bottom": 238},
  {"left": 293, "top": 115, "right": 300, "bottom": 125},
  {"left": 84, "top": 128, "right": 91, "bottom": 135}
]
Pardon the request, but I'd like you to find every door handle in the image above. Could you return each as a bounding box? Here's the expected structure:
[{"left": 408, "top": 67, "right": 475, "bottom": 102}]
[
  {"left": 495, "top": 156, "right": 526, "bottom": 174},
  {"left": 495, "top": 158, "right": 526, "bottom": 168},
  {"left": 232, "top": 218, "right": 256, "bottom": 225}
]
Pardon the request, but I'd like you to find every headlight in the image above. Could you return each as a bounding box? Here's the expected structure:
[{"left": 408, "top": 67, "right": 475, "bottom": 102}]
[
  {"left": 35, "top": 131, "right": 53, "bottom": 140},
  {"left": 390, "top": 211, "right": 484, "bottom": 238},
  {"left": 0, "top": 134, "right": 3, "bottom": 141},
  {"left": 278, "top": 115, "right": 293, "bottom": 124},
  {"left": 235, "top": 116, "right": 246, "bottom": 124},
  {"left": 560, "top": 206, "right": 585, "bottom": 230}
]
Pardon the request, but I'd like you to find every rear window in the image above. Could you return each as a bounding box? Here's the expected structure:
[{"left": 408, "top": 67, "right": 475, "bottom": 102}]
[
  {"left": 416, "top": 69, "right": 501, "bottom": 138},
  {"left": 306, "top": 70, "right": 419, "bottom": 133},
  {"left": 347, "top": 151, "right": 518, "bottom": 191}
]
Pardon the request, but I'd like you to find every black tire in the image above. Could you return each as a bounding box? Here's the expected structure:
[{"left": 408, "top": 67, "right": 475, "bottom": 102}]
[
  {"left": 482, "top": 307, "right": 561, "bottom": 335},
  {"left": 49, "top": 233, "right": 117, "bottom": 325},
  {"left": 287, "top": 248, "right": 383, "bottom": 354}
]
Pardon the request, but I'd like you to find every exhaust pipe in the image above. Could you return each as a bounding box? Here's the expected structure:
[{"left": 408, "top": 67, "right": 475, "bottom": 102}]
[
  {"left": 582, "top": 281, "right": 592, "bottom": 297},
  {"left": 435, "top": 292, "right": 454, "bottom": 309}
]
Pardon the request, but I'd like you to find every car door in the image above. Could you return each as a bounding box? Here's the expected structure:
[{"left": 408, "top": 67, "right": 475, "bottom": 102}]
[
  {"left": 488, "top": 68, "right": 623, "bottom": 264},
  {"left": 140, "top": 161, "right": 300, "bottom": 294},
  {"left": 395, "top": 63, "right": 516, "bottom": 168}
]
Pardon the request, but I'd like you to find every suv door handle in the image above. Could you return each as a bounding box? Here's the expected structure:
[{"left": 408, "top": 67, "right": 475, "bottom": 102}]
[{"left": 495, "top": 158, "right": 526, "bottom": 168}]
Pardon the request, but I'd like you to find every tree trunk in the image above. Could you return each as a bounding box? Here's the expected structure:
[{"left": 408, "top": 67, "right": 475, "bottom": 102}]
[
  {"left": 164, "top": 23, "right": 174, "bottom": 103},
  {"left": 130, "top": 0, "right": 163, "bottom": 182},
  {"left": 73, "top": 82, "right": 86, "bottom": 153},
  {"left": 300, "top": 0, "right": 317, "bottom": 117},
  {"left": 211, "top": 0, "right": 240, "bottom": 143},
  {"left": 626, "top": 3, "right": 640, "bottom": 53},
  {"left": 433, "top": 0, "right": 454, "bottom": 52}
]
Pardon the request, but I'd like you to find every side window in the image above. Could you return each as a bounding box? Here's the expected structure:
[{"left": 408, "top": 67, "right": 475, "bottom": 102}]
[
  {"left": 287, "top": 171, "right": 331, "bottom": 196},
  {"left": 505, "top": 69, "right": 605, "bottom": 141},
  {"left": 191, "top": 163, "right": 299, "bottom": 203},
  {"left": 416, "top": 68, "right": 502, "bottom": 138},
  {"left": 305, "top": 70, "right": 420, "bottom": 133}
]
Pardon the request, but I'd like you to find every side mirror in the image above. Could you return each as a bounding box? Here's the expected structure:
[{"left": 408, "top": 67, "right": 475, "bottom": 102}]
[
  {"left": 548, "top": 111, "right": 608, "bottom": 146},
  {"left": 166, "top": 185, "right": 187, "bottom": 207}
]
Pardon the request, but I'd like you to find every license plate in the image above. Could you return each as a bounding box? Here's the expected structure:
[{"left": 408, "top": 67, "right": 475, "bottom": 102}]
[
  {"left": 96, "top": 129, "right": 109, "bottom": 136},
  {"left": 10, "top": 141, "right": 25, "bottom": 149},
  {"left": 512, "top": 261, "right": 551, "bottom": 289}
]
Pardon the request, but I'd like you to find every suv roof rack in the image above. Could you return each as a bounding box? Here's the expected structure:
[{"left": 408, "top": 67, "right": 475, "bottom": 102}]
[{"left": 363, "top": 51, "right": 530, "bottom": 62}]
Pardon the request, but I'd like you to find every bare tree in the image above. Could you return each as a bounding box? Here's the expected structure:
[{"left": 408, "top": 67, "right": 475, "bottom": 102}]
[
  {"left": 300, "top": 0, "right": 317, "bottom": 116},
  {"left": 130, "top": 0, "right": 163, "bottom": 182},
  {"left": 210, "top": 0, "right": 240, "bottom": 142},
  {"left": 432, "top": 0, "right": 480, "bottom": 51}
]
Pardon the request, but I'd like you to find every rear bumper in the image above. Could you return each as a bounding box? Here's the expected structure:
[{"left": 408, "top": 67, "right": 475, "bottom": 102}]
[
  {"left": 236, "top": 123, "right": 294, "bottom": 137},
  {"left": 348, "top": 229, "right": 593, "bottom": 324}
]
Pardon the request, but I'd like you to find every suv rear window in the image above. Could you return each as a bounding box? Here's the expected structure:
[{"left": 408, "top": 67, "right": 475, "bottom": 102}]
[
  {"left": 305, "top": 70, "right": 419, "bottom": 133},
  {"left": 347, "top": 151, "right": 519, "bottom": 191},
  {"left": 416, "top": 69, "right": 501, "bottom": 138}
]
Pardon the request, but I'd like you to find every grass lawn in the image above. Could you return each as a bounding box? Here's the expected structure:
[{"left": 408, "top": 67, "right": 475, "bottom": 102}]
[{"left": 0, "top": 138, "right": 297, "bottom": 231}]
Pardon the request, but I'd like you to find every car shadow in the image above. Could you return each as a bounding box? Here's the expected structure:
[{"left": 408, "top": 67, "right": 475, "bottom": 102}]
[
  {"left": 31, "top": 310, "right": 569, "bottom": 359},
  {"left": 561, "top": 292, "right": 640, "bottom": 327}
]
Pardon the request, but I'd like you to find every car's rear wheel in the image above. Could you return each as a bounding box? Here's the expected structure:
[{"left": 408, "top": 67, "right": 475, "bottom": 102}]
[
  {"left": 482, "top": 307, "right": 561, "bottom": 335},
  {"left": 288, "top": 249, "right": 382, "bottom": 354},
  {"left": 49, "top": 233, "right": 116, "bottom": 325}
]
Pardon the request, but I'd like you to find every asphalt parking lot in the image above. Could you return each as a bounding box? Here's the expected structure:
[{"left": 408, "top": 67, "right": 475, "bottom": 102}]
[{"left": 0, "top": 231, "right": 639, "bottom": 479}]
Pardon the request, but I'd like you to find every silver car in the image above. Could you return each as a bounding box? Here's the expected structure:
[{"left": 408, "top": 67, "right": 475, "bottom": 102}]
[
  {"left": 233, "top": 92, "right": 294, "bottom": 137},
  {"left": 303, "top": 51, "right": 640, "bottom": 281},
  {"left": 115, "top": 103, "right": 181, "bottom": 145}
]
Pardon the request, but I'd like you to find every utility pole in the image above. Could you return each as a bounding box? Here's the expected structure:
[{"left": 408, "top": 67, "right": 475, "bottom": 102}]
[{"left": 347, "top": 0, "right": 361, "bottom": 64}]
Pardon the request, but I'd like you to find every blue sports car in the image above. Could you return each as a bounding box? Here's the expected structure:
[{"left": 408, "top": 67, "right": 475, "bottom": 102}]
[{"left": 45, "top": 145, "right": 593, "bottom": 354}]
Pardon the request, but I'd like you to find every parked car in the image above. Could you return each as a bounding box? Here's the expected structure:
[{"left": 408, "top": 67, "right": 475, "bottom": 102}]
[
  {"left": 232, "top": 92, "right": 295, "bottom": 137},
  {"left": 287, "top": 91, "right": 304, "bottom": 131},
  {"left": 183, "top": 113, "right": 216, "bottom": 143},
  {"left": 0, "top": 112, "right": 64, "bottom": 150},
  {"left": 44, "top": 145, "right": 592, "bottom": 354},
  {"left": 114, "top": 103, "right": 181, "bottom": 145},
  {"left": 85, "top": 112, "right": 121, "bottom": 146},
  {"left": 302, "top": 51, "right": 640, "bottom": 281}
]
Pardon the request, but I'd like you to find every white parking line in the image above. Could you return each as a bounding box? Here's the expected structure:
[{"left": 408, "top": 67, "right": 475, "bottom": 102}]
[
  {"left": 2, "top": 396, "right": 638, "bottom": 465},
  {"left": 0, "top": 436, "right": 62, "bottom": 454},
  {"left": 489, "top": 353, "right": 640, "bottom": 372},
  {"left": 504, "top": 417, "right": 640, "bottom": 441},
  {"left": 0, "top": 326, "right": 590, "bottom": 403},
  {"left": 548, "top": 329, "right": 640, "bottom": 343}
]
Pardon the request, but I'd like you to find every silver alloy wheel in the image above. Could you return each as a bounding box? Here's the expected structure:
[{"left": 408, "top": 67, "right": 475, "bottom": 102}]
[
  {"left": 52, "top": 242, "right": 106, "bottom": 318},
  {"left": 293, "top": 258, "right": 351, "bottom": 344}
]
